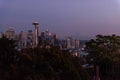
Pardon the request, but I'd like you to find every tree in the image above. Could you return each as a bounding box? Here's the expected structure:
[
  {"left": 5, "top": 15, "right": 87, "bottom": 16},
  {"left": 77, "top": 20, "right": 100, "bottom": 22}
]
[
  {"left": 0, "top": 37, "right": 19, "bottom": 80},
  {"left": 0, "top": 37, "right": 17, "bottom": 68},
  {"left": 85, "top": 34, "right": 120, "bottom": 80},
  {"left": 0, "top": 37, "right": 90, "bottom": 80}
]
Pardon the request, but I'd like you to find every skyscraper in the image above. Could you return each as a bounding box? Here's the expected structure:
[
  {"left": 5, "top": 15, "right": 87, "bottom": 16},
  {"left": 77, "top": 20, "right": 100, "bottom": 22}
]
[
  {"left": 6, "top": 27, "right": 15, "bottom": 40},
  {"left": 27, "top": 30, "right": 34, "bottom": 47},
  {"left": 0, "top": 32, "right": 3, "bottom": 38},
  {"left": 75, "top": 40, "right": 80, "bottom": 49},
  {"left": 19, "top": 31, "right": 27, "bottom": 48},
  {"left": 67, "top": 37, "right": 72, "bottom": 49}
]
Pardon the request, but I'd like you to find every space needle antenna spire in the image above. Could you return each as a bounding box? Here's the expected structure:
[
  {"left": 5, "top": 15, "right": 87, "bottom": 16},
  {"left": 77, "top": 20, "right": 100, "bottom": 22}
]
[{"left": 33, "top": 21, "right": 39, "bottom": 47}]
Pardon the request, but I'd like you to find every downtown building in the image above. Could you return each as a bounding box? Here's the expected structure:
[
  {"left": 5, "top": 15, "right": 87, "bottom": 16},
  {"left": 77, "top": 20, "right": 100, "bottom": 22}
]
[
  {"left": 18, "top": 31, "right": 27, "bottom": 49},
  {"left": 5, "top": 27, "right": 15, "bottom": 40},
  {"left": 0, "top": 32, "right": 3, "bottom": 38}
]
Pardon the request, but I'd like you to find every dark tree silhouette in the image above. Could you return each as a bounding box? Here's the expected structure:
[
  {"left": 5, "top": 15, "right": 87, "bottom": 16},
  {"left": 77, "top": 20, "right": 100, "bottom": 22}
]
[
  {"left": 86, "top": 34, "right": 120, "bottom": 80},
  {"left": 0, "top": 37, "right": 90, "bottom": 80}
]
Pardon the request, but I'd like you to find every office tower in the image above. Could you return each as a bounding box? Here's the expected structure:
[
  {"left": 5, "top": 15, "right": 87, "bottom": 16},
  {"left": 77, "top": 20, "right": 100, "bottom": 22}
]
[
  {"left": 45, "top": 29, "right": 50, "bottom": 41},
  {"left": 27, "top": 30, "right": 34, "bottom": 47},
  {"left": 33, "top": 21, "right": 40, "bottom": 47},
  {"left": 6, "top": 27, "right": 15, "bottom": 40},
  {"left": 53, "top": 34, "right": 59, "bottom": 46},
  {"left": 60, "top": 40, "right": 67, "bottom": 50},
  {"left": 0, "top": 32, "right": 3, "bottom": 38},
  {"left": 19, "top": 31, "right": 27, "bottom": 48},
  {"left": 41, "top": 32, "right": 45, "bottom": 39},
  {"left": 67, "top": 37, "right": 72, "bottom": 49},
  {"left": 75, "top": 40, "right": 80, "bottom": 49},
  {"left": 45, "top": 29, "right": 52, "bottom": 41},
  {"left": 41, "top": 29, "right": 52, "bottom": 45},
  {"left": 45, "top": 29, "right": 49, "bottom": 36},
  {"left": 71, "top": 38, "right": 75, "bottom": 49},
  {"left": 39, "top": 32, "right": 45, "bottom": 46}
]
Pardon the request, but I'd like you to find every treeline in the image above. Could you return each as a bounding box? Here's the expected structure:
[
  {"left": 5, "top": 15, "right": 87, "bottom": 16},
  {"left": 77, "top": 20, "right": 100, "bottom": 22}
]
[
  {"left": 1, "top": 34, "right": 120, "bottom": 80},
  {"left": 86, "top": 34, "right": 120, "bottom": 80},
  {"left": 0, "top": 37, "right": 89, "bottom": 80}
]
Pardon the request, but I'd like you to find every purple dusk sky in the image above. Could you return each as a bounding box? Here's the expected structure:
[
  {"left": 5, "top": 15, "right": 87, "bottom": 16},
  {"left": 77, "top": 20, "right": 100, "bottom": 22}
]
[{"left": 1, "top": 0, "right": 120, "bottom": 39}]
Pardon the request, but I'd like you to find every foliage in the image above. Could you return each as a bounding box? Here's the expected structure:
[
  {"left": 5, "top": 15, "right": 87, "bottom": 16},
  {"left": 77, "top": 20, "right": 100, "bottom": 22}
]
[
  {"left": 0, "top": 37, "right": 90, "bottom": 80},
  {"left": 86, "top": 34, "right": 120, "bottom": 65},
  {"left": 85, "top": 34, "right": 120, "bottom": 79}
]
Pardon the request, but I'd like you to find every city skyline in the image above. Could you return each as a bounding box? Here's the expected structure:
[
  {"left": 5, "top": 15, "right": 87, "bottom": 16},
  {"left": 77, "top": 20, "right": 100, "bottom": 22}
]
[{"left": 1, "top": 0, "right": 120, "bottom": 39}]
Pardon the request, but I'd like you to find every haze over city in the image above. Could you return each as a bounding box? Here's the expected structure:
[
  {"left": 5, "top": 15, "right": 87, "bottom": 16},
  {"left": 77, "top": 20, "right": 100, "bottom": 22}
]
[{"left": 1, "top": 0, "right": 120, "bottom": 39}]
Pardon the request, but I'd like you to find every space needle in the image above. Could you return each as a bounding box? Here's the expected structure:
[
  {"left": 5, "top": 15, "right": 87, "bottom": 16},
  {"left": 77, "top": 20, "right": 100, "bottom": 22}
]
[{"left": 33, "top": 21, "right": 39, "bottom": 47}]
